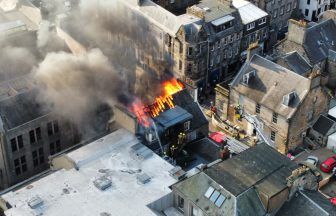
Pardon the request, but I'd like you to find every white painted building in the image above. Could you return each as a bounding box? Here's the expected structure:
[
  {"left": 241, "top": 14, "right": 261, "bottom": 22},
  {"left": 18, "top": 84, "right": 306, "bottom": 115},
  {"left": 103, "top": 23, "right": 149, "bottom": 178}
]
[
  {"left": 0, "top": 129, "right": 177, "bottom": 216},
  {"left": 299, "top": 0, "right": 331, "bottom": 21}
]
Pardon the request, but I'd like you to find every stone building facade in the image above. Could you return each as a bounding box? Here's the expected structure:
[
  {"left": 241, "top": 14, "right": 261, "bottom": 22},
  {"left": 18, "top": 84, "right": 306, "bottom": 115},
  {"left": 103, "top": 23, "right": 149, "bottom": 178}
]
[
  {"left": 249, "top": 0, "right": 298, "bottom": 45},
  {"left": 215, "top": 54, "right": 329, "bottom": 153},
  {"left": 0, "top": 90, "right": 77, "bottom": 189}
]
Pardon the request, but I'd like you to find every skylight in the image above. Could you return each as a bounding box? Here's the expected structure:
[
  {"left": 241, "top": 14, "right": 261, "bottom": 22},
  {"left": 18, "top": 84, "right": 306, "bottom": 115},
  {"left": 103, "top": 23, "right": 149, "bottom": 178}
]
[
  {"left": 205, "top": 186, "right": 215, "bottom": 198},
  {"left": 204, "top": 186, "right": 227, "bottom": 208},
  {"left": 215, "top": 194, "right": 226, "bottom": 207}
]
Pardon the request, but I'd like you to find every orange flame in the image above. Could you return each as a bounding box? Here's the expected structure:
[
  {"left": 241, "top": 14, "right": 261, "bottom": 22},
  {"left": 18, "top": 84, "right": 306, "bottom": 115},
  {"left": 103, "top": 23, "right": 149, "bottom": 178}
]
[
  {"left": 129, "top": 78, "right": 184, "bottom": 127},
  {"left": 129, "top": 99, "right": 151, "bottom": 127}
]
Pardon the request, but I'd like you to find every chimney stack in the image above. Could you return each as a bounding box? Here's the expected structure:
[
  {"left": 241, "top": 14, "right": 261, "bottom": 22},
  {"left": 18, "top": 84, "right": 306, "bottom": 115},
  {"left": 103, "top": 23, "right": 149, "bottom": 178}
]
[
  {"left": 288, "top": 19, "right": 307, "bottom": 45},
  {"left": 246, "top": 42, "right": 262, "bottom": 61}
]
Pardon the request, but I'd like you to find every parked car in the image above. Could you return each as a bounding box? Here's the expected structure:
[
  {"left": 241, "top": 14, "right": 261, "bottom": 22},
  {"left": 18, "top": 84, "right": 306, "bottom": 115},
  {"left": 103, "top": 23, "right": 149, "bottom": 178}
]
[
  {"left": 319, "top": 155, "right": 336, "bottom": 173},
  {"left": 305, "top": 156, "right": 319, "bottom": 166},
  {"left": 331, "top": 197, "right": 336, "bottom": 206}
]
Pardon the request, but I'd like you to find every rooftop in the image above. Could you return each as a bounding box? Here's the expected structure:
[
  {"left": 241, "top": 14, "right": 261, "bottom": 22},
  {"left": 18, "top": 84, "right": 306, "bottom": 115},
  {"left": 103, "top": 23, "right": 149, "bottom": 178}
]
[
  {"left": 231, "top": 54, "right": 311, "bottom": 118},
  {"left": 0, "top": 88, "right": 50, "bottom": 130},
  {"left": 204, "top": 143, "right": 297, "bottom": 196},
  {"left": 122, "top": 0, "right": 185, "bottom": 36},
  {"left": 312, "top": 115, "right": 336, "bottom": 136},
  {"left": 155, "top": 105, "right": 193, "bottom": 129},
  {"left": 1, "top": 129, "right": 176, "bottom": 216},
  {"left": 276, "top": 190, "right": 335, "bottom": 216},
  {"left": 303, "top": 19, "right": 336, "bottom": 64},
  {"left": 232, "top": 0, "right": 268, "bottom": 24},
  {"left": 172, "top": 143, "right": 296, "bottom": 215},
  {"left": 193, "top": 0, "right": 236, "bottom": 22},
  {"left": 280, "top": 51, "right": 312, "bottom": 76}
]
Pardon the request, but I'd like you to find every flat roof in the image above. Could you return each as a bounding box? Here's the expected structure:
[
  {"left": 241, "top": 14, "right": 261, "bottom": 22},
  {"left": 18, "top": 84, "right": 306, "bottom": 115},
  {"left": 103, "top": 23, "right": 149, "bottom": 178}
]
[
  {"left": 2, "top": 129, "right": 176, "bottom": 216},
  {"left": 232, "top": 0, "right": 267, "bottom": 24}
]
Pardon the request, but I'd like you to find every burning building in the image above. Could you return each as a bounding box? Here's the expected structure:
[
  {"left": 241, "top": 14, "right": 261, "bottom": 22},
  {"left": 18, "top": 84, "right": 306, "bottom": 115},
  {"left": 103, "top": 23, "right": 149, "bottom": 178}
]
[{"left": 119, "top": 78, "right": 209, "bottom": 160}]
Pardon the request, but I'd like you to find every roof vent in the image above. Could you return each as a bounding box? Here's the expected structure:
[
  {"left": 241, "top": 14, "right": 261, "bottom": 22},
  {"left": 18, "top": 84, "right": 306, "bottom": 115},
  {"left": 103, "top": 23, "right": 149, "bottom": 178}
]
[
  {"left": 93, "top": 176, "right": 112, "bottom": 191},
  {"left": 28, "top": 196, "right": 43, "bottom": 209},
  {"left": 169, "top": 166, "right": 186, "bottom": 180},
  {"left": 137, "top": 173, "right": 151, "bottom": 184},
  {"left": 283, "top": 91, "right": 297, "bottom": 106},
  {"left": 203, "top": 7, "right": 210, "bottom": 12}
]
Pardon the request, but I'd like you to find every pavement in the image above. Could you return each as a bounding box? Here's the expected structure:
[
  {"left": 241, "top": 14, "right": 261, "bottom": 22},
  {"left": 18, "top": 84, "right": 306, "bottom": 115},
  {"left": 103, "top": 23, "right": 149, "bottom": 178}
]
[{"left": 294, "top": 147, "right": 336, "bottom": 182}]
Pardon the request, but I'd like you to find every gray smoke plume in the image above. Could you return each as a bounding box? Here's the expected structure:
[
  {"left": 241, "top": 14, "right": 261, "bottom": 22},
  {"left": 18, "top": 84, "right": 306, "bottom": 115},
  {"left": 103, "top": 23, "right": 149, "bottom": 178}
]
[
  {"left": 32, "top": 0, "right": 174, "bottom": 137},
  {"left": 0, "top": 46, "right": 37, "bottom": 80},
  {"left": 35, "top": 49, "right": 128, "bottom": 125}
]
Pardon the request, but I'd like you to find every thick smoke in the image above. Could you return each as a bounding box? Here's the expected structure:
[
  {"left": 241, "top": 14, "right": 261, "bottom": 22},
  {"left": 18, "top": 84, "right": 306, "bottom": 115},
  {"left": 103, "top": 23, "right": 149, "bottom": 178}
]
[
  {"left": 35, "top": 49, "right": 128, "bottom": 123},
  {"left": 0, "top": 46, "right": 37, "bottom": 80},
  {"left": 31, "top": 0, "right": 174, "bottom": 137}
]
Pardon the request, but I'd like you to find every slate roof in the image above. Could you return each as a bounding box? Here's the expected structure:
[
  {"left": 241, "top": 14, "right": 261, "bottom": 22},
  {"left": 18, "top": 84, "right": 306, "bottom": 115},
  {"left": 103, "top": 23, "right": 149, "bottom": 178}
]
[
  {"left": 0, "top": 89, "right": 50, "bottom": 130},
  {"left": 204, "top": 143, "right": 297, "bottom": 196},
  {"left": 172, "top": 143, "right": 297, "bottom": 215},
  {"left": 172, "top": 89, "right": 208, "bottom": 130},
  {"left": 281, "top": 51, "right": 311, "bottom": 75},
  {"left": 303, "top": 19, "right": 336, "bottom": 64},
  {"left": 312, "top": 115, "right": 336, "bottom": 136},
  {"left": 276, "top": 190, "right": 335, "bottom": 216},
  {"left": 155, "top": 106, "right": 192, "bottom": 129},
  {"left": 231, "top": 55, "right": 311, "bottom": 119}
]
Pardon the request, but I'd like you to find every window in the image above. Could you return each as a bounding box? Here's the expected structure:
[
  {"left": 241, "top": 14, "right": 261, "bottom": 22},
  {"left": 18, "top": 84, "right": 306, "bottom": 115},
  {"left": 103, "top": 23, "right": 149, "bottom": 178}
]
[
  {"left": 179, "top": 60, "right": 182, "bottom": 70},
  {"left": 280, "top": 6, "right": 285, "bottom": 15},
  {"left": 210, "top": 191, "right": 220, "bottom": 202},
  {"left": 178, "top": 195, "right": 184, "bottom": 210},
  {"left": 205, "top": 186, "right": 215, "bottom": 198},
  {"left": 271, "top": 131, "right": 276, "bottom": 142},
  {"left": 210, "top": 59, "right": 214, "bottom": 67},
  {"left": 247, "top": 22, "right": 255, "bottom": 30},
  {"left": 32, "top": 148, "right": 44, "bottom": 167},
  {"left": 258, "top": 17, "right": 267, "bottom": 25},
  {"left": 188, "top": 47, "right": 193, "bottom": 56},
  {"left": 307, "top": 0, "right": 310, "bottom": 5},
  {"left": 50, "top": 140, "right": 61, "bottom": 155},
  {"left": 272, "top": 113, "right": 278, "bottom": 123},
  {"left": 14, "top": 156, "right": 27, "bottom": 176},
  {"left": 216, "top": 55, "right": 220, "bottom": 64},
  {"left": 184, "top": 121, "right": 190, "bottom": 131},
  {"left": 305, "top": 9, "right": 309, "bottom": 16},
  {"left": 256, "top": 104, "right": 261, "bottom": 114},
  {"left": 30, "top": 128, "right": 41, "bottom": 144},
  {"left": 224, "top": 37, "right": 228, "bottom": 45},
  {"left": 10, "top": 135, "right": 23, "bottom": 152},
  {"left": 293, "top": 1, "right": 297, "bottom": 8},
  {"left": 273, "top": 9, "right": 278, "bottom": 18},
  {"left": 47, "top": 120, "right": 59, "bottom": 136},
  {"left": 215, "top": 194, "right": 226, "bottom": 207},
  {"left": 287, "top": 3, "right": 292, "bottom": 12},
  {"left": 317, "top": 8, "right": 321, "bottom": 15},
  {"left": 29, "top": 130, "right": 35, "bottom": 143},
  {"left": 217, "top": 41, "right": 221, "bottom": 49}
]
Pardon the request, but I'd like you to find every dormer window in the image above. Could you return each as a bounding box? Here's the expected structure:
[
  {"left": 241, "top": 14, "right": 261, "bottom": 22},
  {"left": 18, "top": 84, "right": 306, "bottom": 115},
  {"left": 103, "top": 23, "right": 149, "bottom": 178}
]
[
  {"left": 242, "top": 70, "right": 256, "bottom": 85},
  {"left": 247, "top": 22, "right": 255, "bottom": 31},
  {"left": 283, "top": 91, "right": 297, "bottom": 106},
  {"left": 184, "top": 121, "right": 190, "bottom": 131}
]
